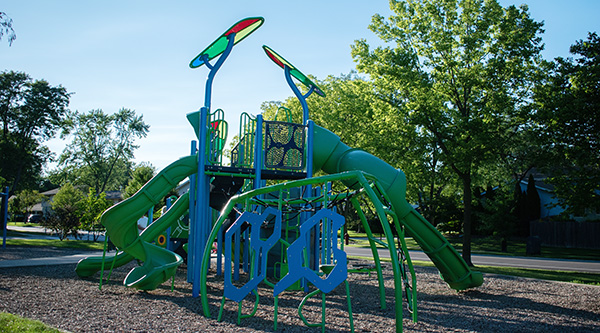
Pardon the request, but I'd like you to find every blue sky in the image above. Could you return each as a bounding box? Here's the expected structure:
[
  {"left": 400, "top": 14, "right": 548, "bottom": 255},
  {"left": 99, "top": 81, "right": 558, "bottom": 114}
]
[{"left": 1, "top": 1, "right": 599, "bottom": 172}]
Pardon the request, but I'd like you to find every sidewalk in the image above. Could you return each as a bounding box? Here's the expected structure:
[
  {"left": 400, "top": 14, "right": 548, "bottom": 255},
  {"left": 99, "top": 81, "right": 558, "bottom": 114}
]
[
  {"left": 2, "top": 224, "right": 108, "bottom": 268},
  {"left": 344, "top": 245, "right": 600, "bottom": 274},
  {"left": 3, "top": 225, "right": 600, "bottom": 274},
  {"left": 0, "top": 251, "right": 107, "bottom": 268}
]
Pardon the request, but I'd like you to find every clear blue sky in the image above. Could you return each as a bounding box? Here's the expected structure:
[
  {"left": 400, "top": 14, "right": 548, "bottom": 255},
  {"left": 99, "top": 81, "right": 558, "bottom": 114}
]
[{"left": 2, "top": 1, "right": 598, "bottom": 172}]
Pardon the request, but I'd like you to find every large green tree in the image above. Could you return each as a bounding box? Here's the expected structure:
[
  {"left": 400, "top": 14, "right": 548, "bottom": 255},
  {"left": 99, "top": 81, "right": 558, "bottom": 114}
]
[
  {"left": 262, "top": 72, "right": 459, "bottom": 227},
  {"left": 56, "top": 108, "right": 149, "bottom": 195},
  {"left": 0, "top": 71, "right": 70, "bottom": 194},
  {"left": 351, "top": 0, "right": 544, "bottom": 264},
  {"left": 534, "top": 32, "right": 600, "bottom": 217}
]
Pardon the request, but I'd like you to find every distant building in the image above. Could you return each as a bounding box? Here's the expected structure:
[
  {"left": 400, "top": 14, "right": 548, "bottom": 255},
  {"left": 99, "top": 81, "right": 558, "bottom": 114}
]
[{"left": 519, "top": 171, "right": 599, "bottom": 221}]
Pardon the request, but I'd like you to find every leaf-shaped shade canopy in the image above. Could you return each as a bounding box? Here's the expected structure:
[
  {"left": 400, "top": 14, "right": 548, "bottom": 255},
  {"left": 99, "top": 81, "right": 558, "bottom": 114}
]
[
  {"left": 190, "top": 17, "right": 264, "bottom": 68},
  {"left": 262, "top": 45, "right": 325, "bottom": 97}
]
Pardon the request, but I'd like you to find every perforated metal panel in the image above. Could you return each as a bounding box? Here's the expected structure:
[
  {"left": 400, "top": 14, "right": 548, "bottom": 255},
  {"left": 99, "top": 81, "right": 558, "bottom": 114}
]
[{"left": 264, "top": 121, "right": 305, "bottom": 170}]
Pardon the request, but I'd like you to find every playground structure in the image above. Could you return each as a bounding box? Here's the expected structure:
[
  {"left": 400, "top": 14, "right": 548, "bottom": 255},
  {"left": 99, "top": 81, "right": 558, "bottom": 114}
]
[{"left": 75, "top": 17, "right": 483, "bottom": 332}]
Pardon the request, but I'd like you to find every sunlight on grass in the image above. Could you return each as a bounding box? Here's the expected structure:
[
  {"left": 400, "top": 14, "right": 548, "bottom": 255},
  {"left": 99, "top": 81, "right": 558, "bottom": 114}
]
[
  {"left": 6, "top": 238, "right": 104, "bottom": 251},
  {"left": 0, "top": 312, "right": 62, "bottom": 333}
]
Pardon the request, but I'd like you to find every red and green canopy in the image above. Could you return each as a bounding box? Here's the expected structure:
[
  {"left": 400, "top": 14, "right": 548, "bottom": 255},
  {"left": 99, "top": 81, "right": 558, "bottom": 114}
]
[
  {"left": 190, "top": 17, "right": 264, "bottom": 68},
  {"left": 262, "top": 45, "right": 325, "bottom": 97}
]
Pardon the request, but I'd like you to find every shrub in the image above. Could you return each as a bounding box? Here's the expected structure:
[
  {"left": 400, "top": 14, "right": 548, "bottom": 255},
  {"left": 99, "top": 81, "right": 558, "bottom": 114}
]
[{"left": 41, "top": 183, "right": 84, "bottom": 240}]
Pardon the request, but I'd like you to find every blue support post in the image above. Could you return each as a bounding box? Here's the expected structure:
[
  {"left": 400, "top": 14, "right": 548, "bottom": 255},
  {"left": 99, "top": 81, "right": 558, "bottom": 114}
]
[
  {"left": 188, "top": 141, "right": 197, "bottom": 283},
  {"left": 191, "top": 33, "right": 236, "bottom": 298},
  {"left": 1, "top": 186, "right": 9, "bottom": 250},
  {"left": 254, "top": 114, "right": 263, "bottom": 190},
  {"left": 193, "top": 106, "right": 210, "bottom": 298}
]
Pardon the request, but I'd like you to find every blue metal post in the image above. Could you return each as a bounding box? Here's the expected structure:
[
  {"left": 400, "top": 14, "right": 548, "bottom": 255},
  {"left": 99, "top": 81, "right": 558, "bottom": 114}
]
[
  {"left": 1, "top": 187, "right": 9, "bottom": 250},
  {"left": 188, "top": 140, "right": 197, "bottom": 283},
  {"left": 192, "top": 33, "right": 237, "bottom": 298},
  {"left": 193, "top": 106, "right": 209, "bottom": 298},
  {"left": 254, "top": 114, "right": 263, "bottom": 190},
  {"left": 284, "top": 66, "right": 315, "bottom": 125}
]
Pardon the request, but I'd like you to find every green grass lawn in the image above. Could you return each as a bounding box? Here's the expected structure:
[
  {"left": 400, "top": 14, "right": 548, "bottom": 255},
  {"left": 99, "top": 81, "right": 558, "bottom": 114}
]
[
  {"left": 6, "top": 221, "right": 41, "bottom": 228},
  {"left": 5, "top": 237, "right": 104, "bottom": 251},
  {"left": 0, "top": 312, "right": 62, "bottom": 333},
  {"left": 345, "top": 230, "right": 600, "bottom": 261}
]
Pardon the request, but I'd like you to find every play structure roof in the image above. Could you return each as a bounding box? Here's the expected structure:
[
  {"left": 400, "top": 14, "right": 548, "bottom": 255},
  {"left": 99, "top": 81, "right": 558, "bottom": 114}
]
[
  {"left": 262, "top": 45, "right": 325, "bottom": 97},
  {"left": 190, "top": 17, "right": 264, "bottom": 68}
]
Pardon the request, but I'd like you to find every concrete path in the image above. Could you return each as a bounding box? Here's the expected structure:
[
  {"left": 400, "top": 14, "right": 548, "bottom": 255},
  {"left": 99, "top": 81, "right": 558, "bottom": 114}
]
[
  {"left": 2, "top": 225, "right": 600, "bottom": 274},
  {"left": 344, "top": 246, "right": 600, "bottom": 274},
  {"left": 0, "top": 252, "right": 107, "bottom": 268}
]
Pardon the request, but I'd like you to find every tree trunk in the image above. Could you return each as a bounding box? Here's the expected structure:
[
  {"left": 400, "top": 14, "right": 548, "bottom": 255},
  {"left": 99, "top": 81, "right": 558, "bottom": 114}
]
[{"left": 461, "top": 175, "right": 474, "bottom": 266}]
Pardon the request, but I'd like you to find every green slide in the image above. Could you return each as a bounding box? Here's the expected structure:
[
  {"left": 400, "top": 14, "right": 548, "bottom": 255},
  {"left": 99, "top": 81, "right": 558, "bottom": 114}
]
[
  {"left": 75, "top": 192, "right": 191, "bottom": 280},
  {"left": 75, "top": 251, "right": 134, "bottom": 278},
  {"left": 75, "top": 155, "right": 198, "bottom": 290},
  {"left": 312, "top": 125, "right": 483, "bottom": 290}
]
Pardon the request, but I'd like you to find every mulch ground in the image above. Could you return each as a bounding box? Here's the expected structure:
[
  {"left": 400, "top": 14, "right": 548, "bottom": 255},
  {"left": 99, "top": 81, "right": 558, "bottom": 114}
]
[{"left": 0, "top": 246, "right": 599, "bottom": 332}]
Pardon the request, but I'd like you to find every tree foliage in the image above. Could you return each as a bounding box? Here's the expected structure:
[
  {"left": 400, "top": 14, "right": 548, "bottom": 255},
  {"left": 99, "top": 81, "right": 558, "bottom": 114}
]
[
  {"left": 42, "top": 183, "right": 84, "bottom": 240},
  {"left": 0, "top": 71, "right": 70, "bottom": 194},
  {"left": 351, "top": 0, "right": 544, "bottom": 264},
  {"left": 8, "top": 189, "right": 44, "bottom": 221},
  {"left": 123, "top": 162, "right": 155, "bottom": 199},
  {"left": 0, "top": 12, "right": 16, "bottom": 46},
  {"left": 56, "top": 108, "right": 149, "bottom": 195},
  {"left": 79, "top": 187, "right": 112, "bottom": 240},
  {"left": 534, "top": 32, "right": 600, "bottom": 217}
]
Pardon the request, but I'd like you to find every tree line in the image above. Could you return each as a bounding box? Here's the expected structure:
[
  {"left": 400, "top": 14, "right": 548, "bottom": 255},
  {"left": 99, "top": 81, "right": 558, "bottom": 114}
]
[
  {"left": 0, "top": 69, "right": 153, "bottom": 238},
  {"left": 261, "top": 0, "right": 599, "bottom": 264},
  {"left": 2, "top": 1, "right": 598, "bottom": 258}
]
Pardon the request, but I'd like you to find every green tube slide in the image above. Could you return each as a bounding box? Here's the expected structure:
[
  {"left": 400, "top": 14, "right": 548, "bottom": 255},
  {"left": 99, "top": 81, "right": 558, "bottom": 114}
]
[
  {"left": 75, "top": 192, "right": 191, "bottom": 280},
  {"left": 312, "top": 125, "right": 483, "bottom": 290},
  {"left": 75, "top": 251, "right": 134, "bottom": 278},
  {"left": 75, "top": 155, "right": 198, "bottom": 290}
]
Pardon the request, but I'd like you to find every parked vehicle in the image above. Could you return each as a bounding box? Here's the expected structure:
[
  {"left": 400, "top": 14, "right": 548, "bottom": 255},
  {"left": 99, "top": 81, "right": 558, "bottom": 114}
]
[{"left": 27, "top": 214, "right": 42, "bottom": 224}]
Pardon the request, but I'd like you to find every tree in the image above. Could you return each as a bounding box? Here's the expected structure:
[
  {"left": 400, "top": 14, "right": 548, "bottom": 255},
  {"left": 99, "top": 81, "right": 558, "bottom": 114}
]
[
  {"left": 262, "top": 72, "right": 459, "bottom": 230},
  {"left": 57, "top": 108, "right": 149, "bottom": 196},
  {"left": 534, "top": 32, "right": 600, "bottom": 217},
  {"left": 15, "top": 189, "right": 44, "bottom": 219},
  {"left": 79, "top": 187, "right": 111, "bottom": 241},
  {"left": 123, "top": 163, "right": 155, "bottom": 198},
  {"left": 351, "top": 0, "right": 544, "bottom": 265},
  {"left": 0, "top": 71, "right": 70, "bottom": 194},
  {"left": 475, "top": 185, "right": 518, "bottom": 252},
  {"left": 42, "top": 183, "right": 84, "bottom": 240},
  {"left": 0, "top": 12, "right": 16, "bottom": 46}
]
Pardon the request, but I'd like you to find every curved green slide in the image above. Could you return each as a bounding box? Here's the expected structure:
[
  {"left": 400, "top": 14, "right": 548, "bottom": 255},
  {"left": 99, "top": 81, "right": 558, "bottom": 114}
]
[
  {"left": 312, "top": 125, "right": 483, "bottom": 290},
  {"left": 76, "top": 155, "right": 198, "bottom": 290}
]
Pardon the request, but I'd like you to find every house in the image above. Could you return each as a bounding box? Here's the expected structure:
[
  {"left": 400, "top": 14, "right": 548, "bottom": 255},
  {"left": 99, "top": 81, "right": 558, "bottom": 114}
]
[
  {"left": 29, "top": 188, "right": 60, "bottom": 218},
  {"left": 29, "top": 188, "right": 124, "bottom": 219},
  {"left": 519, "top": 171, "right": 599, "bottom": 221}
]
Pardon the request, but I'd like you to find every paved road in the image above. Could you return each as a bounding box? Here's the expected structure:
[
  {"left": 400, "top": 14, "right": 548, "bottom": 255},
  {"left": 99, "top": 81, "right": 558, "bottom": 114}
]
[
  {"left": 3, "top": 225, "right": 600, "bottom": 274},
  {"left": 344, "top": 246, "right": 600, "bottom": 274}
]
